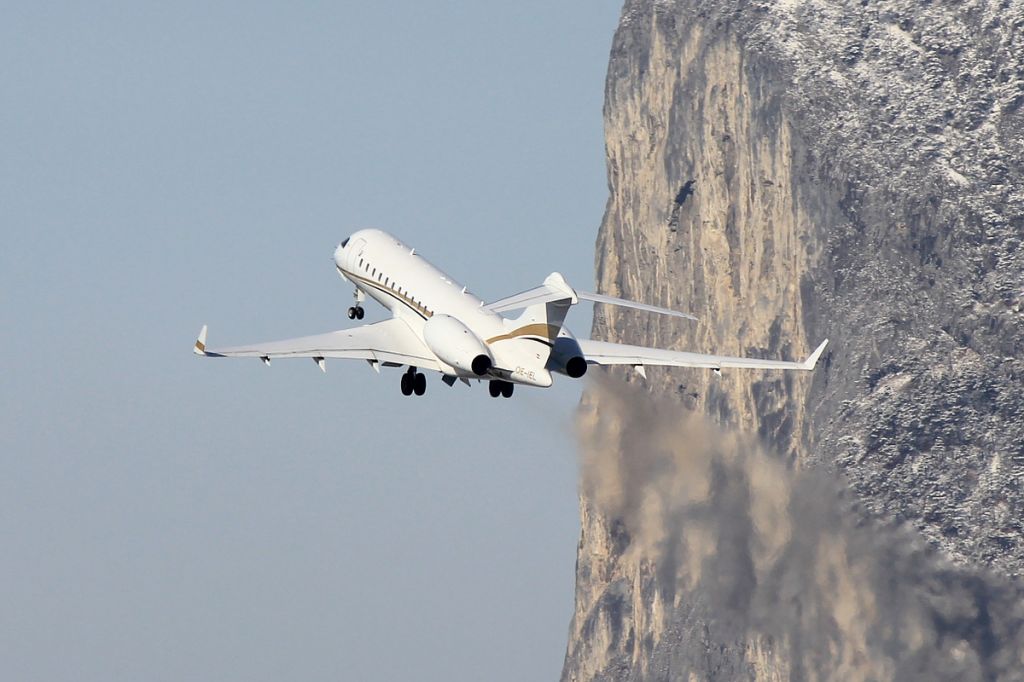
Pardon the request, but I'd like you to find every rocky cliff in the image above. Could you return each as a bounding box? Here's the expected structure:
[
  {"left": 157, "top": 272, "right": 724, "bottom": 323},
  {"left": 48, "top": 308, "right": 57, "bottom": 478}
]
[{"left": 563, "top": 1, "right": 1024, "bottom": 679}]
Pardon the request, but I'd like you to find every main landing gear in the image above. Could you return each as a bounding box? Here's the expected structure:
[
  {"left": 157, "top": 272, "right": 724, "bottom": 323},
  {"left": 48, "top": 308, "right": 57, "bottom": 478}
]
[
  {"left": 488, "top": 380, "right": 514, "bottom": 398},
  {"left": 401, "top": 367, "right": 427, "bottom": 396}
]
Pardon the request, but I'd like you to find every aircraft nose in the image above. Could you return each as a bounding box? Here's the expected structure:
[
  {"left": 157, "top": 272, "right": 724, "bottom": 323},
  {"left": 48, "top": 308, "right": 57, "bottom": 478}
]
[{"left": 333, "top": 243, "right": 346, "bottom": 268}]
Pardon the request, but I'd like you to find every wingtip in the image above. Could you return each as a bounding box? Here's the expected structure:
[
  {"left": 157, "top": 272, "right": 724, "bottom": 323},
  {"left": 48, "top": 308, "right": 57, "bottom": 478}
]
[
  {"left": 803, "top": 339, "right": 829, "bottom": 370},
  {"left": 194, "top": 325, "right": 208, "bottom": 356}
]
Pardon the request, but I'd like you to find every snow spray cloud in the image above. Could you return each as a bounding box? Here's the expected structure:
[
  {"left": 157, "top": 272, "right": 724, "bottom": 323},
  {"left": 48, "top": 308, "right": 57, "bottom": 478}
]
[{"left": 576, "top": 375, "right": 1024, "bottom": 681}]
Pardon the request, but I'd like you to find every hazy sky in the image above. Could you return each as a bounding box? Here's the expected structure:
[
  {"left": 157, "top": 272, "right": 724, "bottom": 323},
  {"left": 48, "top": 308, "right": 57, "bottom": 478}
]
[{"left": 1, "top": 2, "right": 623, "bottom": 681}]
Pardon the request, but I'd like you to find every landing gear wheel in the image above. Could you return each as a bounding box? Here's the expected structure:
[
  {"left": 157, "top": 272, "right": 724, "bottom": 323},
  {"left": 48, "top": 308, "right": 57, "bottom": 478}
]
[
  {"left": 489, "top": 381, "right": 501, "bottom": 398},
  {"left": 413, "top": 372, "right": 426, "bottom": 396},
  {"left": 355, "top": 306, "right": 364, "bottom": 320},
  {"left": 400, "top": 372, "right": 413, "bottom": 396},
  {"left": 347, "top": 307, "right": 356, "bottom": 320},
  {"left": 501, "top": 382, "right": 514, "bottom": 398}
]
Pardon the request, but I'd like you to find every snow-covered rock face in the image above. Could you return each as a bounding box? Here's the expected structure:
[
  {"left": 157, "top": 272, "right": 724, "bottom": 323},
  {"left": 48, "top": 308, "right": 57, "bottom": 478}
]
[{"left": 563, "top": 0, "right": 1024, "bottom": 679}]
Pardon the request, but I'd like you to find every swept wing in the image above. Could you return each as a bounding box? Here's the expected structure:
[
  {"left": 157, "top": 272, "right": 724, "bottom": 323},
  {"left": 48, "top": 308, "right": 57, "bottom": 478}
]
[
  {"left": 579, "top": 338, "right": 829, "bottom": 372},
  {"left": 193, "top": 318, "right": 442, "bottom": 370}
]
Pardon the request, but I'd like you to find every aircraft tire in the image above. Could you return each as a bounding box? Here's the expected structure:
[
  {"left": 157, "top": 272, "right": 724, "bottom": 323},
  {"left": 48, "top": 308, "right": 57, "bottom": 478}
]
[
  {"left": 347, "top": 307, "right": 356, "bottom": 320},
  {"left": 401, "top": 373, "right": 413, "bottom": 396},
  {"left": 488, "top": 381, "right": 501, "bottom": 398},
  {"left": 501, "top": 381, "right": 514, "bottom": 398},
  {"left": 355, "top": 307, "right": 364, "bottom": 320},
  {"left": 413, "top": 373, "right": 426, "bottom": 396}
]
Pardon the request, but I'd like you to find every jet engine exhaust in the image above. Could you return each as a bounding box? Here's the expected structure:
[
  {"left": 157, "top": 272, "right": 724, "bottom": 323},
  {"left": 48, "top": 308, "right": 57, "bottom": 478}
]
[
  {"left": 565, "top": 356, "right": 587, "bottom": 378},
  {"left": 472, "top": 354, "right": 492, "bottom": 376}
]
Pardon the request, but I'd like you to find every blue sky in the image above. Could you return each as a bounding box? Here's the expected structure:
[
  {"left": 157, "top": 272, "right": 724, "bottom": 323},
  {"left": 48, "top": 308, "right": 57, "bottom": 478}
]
[{"left": 1, "top": 2, "right": 623, "bottom": 681}]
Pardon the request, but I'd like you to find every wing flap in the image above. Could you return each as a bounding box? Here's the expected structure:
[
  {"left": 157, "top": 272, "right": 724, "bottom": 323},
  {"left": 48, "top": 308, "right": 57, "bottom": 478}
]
[
  {"left": 195, "top": 318, "right": 442, "bottom": 370},
  {"left": 579, "top": 339, "right": 829, "bottom": 372}
]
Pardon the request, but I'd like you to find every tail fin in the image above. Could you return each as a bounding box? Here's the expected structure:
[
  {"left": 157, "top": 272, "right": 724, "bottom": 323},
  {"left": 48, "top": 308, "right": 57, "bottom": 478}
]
[
  {"left": 512, "top": 298, "right": 572, "bottom": 339},
  {"left": 508, "top": 273, "right": 575, "bottom": 342}
]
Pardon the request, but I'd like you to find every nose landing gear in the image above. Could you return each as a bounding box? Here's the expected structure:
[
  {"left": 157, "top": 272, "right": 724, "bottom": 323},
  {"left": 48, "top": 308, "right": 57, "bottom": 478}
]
[{"left": 348, "top": 288, "right": 366, "bottom": 320}]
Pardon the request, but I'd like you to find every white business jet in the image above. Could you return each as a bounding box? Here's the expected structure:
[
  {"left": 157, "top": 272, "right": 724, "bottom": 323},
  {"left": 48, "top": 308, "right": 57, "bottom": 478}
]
[{"left": 194, "top": 229, "right": 827, "bottom": 398}]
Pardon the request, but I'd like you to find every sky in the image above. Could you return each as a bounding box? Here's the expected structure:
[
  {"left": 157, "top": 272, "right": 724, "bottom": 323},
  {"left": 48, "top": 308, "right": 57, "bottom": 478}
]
[{"left": 1, "top": 2, "right": 624, "bottom": 681}]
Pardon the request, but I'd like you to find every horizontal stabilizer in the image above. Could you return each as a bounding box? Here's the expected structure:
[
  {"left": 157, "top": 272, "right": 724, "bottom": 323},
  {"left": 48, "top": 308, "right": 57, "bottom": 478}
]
[
  {"left": 486, "top": 285, "right": 567, "bottom": 312},
  {"left": 486, "top": 273, "right": 693, "bottom": 320},
  {"left": 486, "top": 272, "right": 578, "bottom": 312},
  {"left": 578, "top": 291, "right": 696, "bottom": 321}
]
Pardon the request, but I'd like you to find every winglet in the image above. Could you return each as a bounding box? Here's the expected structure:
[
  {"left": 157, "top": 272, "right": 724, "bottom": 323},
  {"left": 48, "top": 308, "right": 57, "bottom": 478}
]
[
  {"left": 194, "top": 325, "right": 208, "bottom": 356},
  {"left": 802, "top": 339, "right": 829, "bottom": 370}
]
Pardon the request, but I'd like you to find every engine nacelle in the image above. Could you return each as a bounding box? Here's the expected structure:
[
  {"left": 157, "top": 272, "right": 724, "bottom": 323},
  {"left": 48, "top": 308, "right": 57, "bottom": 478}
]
[
  {"left": 548, "top": 336, "right": 588, "bottom": 378},
  {"left": 422, "top": 314, "right": 494, "bottom": 376}
]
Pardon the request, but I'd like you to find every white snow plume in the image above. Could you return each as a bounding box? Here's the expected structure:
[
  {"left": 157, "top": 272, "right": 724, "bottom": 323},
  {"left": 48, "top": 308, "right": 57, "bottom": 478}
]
[{"left": 576, "top": 375, "right": 1024, "bottom": 680}]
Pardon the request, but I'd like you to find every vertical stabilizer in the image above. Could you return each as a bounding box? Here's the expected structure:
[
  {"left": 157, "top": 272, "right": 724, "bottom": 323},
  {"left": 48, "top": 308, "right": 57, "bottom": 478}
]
[{"left": 509, "top": 273, "right": 577, "bottom": 342}]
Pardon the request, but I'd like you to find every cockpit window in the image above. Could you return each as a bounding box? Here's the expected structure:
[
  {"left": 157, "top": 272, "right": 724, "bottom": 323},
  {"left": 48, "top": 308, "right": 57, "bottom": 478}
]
[{"left": 341, "top": 238, "right": 350, "bottom": 248}]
